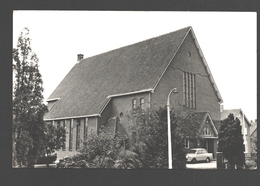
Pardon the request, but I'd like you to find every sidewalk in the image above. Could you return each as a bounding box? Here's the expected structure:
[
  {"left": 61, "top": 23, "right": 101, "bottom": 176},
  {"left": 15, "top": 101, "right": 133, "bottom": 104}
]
[
  {"left": 34, "top": 164, "right": 57, "bottom": 168},
  {"left": 186, "top": 160, "right": 216, "bottom": 169}
]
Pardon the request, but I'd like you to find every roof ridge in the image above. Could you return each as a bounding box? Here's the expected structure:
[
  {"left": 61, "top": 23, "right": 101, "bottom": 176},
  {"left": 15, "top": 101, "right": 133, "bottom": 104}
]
[{"left": 79, "top": 26, "right": 192, "bottom": 62}]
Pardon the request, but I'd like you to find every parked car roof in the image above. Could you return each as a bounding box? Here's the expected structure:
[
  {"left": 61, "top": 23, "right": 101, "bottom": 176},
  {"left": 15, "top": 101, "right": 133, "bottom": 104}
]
[{"left": 190, "top": 148, "right": 207, "bottom": 150}]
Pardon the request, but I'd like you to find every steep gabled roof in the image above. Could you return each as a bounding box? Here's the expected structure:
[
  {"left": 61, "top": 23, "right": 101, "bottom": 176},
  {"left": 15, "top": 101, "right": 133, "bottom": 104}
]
[
  {"left": 44, "top": 27, "right": 190, "bottom": 120},
  {"left": 221, "top": 109, "right": 251, "bottom": 127},
  {"left": 44, "top": 26, "right": 222, "bottom": 120},
  {"left": 188, "top": 112, "right": 218, "bottom": 136}
]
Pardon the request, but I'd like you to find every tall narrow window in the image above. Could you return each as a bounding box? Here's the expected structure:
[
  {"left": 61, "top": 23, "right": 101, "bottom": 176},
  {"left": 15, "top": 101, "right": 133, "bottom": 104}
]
[
  {"left": 84, "top": 118, "right": 88, "bottom": 140},
  {"left": 188, "top": 73, "right": 192, "bottom": 108},
  {"left": 183, "top": 72, "right": 196, "bottom": 109},
  {"left": 185, "top": 72, "right": 189, "bottom": 107},
  {"left": 69, "top": 120, "right": 72, "bottom": 151},
  {"left": 56, "top": 121, "right": 61, "bottom": 151},
  {"left": 132, "top": 99, "right": 137, "bottom": 109},
  {"left": 183, "top": 73, "right": 186, "bottom": 105},
  {"left": 140, "top": 98, "right": 144, "bottom": 110},
  {"left": 76, "top": 119, "right": 80, "bottom": 151},
  {"left": 62, "top": 121, "right": 65, "bottom": 151},
  {"left": 189, "top": 73, "right": 193, "bottom": 108},
  {"left": 193, "top": 74, "right": 196, "bottom": 108}
]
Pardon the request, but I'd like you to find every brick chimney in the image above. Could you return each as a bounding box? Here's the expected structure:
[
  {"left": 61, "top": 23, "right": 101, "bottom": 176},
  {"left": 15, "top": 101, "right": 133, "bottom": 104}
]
[{"left": 77, "top": 54, "right": 84, "bottom": 62}]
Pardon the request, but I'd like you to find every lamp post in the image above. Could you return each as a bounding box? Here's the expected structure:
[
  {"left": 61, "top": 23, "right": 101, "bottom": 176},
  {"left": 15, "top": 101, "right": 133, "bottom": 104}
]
[{"left": 167, "top": 88, "right": 178, "bottom": 169}]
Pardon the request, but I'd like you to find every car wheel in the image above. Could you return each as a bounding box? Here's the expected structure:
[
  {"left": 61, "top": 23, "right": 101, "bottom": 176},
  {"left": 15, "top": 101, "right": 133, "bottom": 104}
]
[
  {"left": 206, "top": 157, "right": 210, "bottom": 163},
  {"left": 192, "top": 158, "right": 196, "bottom": 164}
]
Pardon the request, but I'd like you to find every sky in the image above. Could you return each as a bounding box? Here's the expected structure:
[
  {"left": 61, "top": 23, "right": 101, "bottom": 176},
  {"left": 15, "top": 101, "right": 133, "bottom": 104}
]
[{"left": 13, "top": 11, "right": 257, "bottom": 121}]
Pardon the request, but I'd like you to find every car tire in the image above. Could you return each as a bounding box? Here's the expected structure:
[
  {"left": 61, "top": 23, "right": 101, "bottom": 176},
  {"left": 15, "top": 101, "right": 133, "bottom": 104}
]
[
  {"left": 206, "top": 157, "right": 210, "bottom": 163},
  {"left": 192, "top": 158, "right": 196, "bottom": 164}
]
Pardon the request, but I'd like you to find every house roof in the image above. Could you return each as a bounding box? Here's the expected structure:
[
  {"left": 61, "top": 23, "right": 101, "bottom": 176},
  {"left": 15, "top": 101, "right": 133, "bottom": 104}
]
[
  {"left": 44, "top": 26, "right": 222, "bottom": 120},
  {"left": 220, "top": 109, "right": 251, "bottom": 127},
  {"left": 250, "top": 123, "right": 257, "bottom": 136},
  {"left": 188, "top": 112, "right": 218, "bottom": 136}
]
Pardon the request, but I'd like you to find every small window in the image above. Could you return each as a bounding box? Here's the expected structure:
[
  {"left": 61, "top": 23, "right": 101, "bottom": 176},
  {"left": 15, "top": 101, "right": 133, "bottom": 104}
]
[
  {"left": 203, "top": 127, "right": 211, "bottom": 136},
  {"left": 188, "top": 52, "right": 191, "bottom": 58},
  {"left": 140, "top": 98, "right": 144, "bottom": 110},
  {"left": 132, "top": 99, "right": 137, "bottom": 109},
  {"left": 120, "top": 112, "right": 124, "bottom": 118}
]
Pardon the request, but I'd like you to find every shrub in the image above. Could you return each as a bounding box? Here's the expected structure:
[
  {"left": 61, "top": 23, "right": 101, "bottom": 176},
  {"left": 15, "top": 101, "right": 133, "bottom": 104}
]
[
  {"left": 245, "top": 159, "right": 257, "bottom": 170},
  {"left": 56, "top": 127, "right": 143, "bottom": 169}
]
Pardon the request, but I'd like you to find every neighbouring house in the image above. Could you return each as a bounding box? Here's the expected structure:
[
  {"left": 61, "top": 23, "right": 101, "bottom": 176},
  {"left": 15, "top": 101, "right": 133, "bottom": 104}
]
[
  {"left": 250, "top": 119, "right": 257, "bottom": 155},
  {"left": 183, "top": 112, "right": 219, "bottom": 159},
  {"left": 44, "top": 26, "right": 223, "bottom": 160},
  {"left": 220, "top": 109, "right": 252, "bottom": 158}
]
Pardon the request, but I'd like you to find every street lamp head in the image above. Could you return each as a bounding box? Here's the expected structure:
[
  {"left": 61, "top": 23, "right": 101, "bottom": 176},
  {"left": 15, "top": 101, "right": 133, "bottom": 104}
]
[{"left": 173, "top": 89, "right": 179, "bottom": 94}]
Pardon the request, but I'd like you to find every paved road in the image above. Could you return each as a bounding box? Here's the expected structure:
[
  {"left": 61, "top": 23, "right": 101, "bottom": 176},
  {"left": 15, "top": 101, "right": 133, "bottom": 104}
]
[
  {"left": 34, "top": 162, "right": 217, "bottom": 169},
  {"left": 186, "top": 160, "right": 216, "bottom": 169},
  {"left": 34, "top": 164, "right": 57, "bottom": 168}
]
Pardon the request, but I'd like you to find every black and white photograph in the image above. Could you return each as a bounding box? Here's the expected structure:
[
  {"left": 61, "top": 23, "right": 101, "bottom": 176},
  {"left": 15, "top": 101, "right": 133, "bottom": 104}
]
[{"left": 12, "top": 11, "right": 257, "bottom": 170}]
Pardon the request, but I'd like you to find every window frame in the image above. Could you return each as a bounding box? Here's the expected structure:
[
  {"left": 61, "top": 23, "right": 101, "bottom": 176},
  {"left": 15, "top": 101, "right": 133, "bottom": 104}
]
[
  {"left": 76, "top": 119, "right": 80, "bottom": 151},
  {"left": 69, "top": 120, "right": 72, "bottom": 151},
  {"left": 183, "top": 71, "right": 196, "bottom": 109},
  {"left": 140, "top": 98, "right": 144, "bottom": 110},
  {"left": 132, "top": 99, "right": 137, "bottom": 109},
  {"left": 62, "top": 120, "right": 66, "bottom": 151}
]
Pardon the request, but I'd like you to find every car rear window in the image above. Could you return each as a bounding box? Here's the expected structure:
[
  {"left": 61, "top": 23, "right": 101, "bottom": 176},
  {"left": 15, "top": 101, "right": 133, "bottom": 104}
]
[{"left": 188, "top": 150, "right": 196, "bottom": 154}]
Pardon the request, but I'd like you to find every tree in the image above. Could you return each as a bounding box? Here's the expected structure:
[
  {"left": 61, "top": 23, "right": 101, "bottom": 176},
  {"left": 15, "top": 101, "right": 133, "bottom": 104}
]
[
  {"left": 57, "top": 126, "right": 143, "bottom": 169},
  {"left": 44, "top": 124, "right": 66, "bottom": 156},
  {"left": 250, "top": 135, "right": 257, "bottom": 163},
  {"left": 130, "top": 106, "right": 201, "bottom": 169},
  {"left": 13, "top": 28, "right": 48, "bottom": 167},
  {"left": 218, "top": 114, "right": 245, "bottom": 169}
]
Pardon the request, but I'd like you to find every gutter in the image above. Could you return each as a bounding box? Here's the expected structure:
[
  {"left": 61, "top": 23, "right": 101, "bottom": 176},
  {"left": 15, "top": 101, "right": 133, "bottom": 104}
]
[
  {"left": 107, "top": 88, "right": 154, "bottom": 98},
  {"left": 46, "top": 97, "right": 61, "bottom": 102},
  {"left": 44, "top": 114, "right": 101, "bottom": 121}
]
